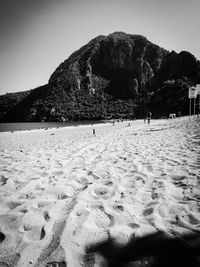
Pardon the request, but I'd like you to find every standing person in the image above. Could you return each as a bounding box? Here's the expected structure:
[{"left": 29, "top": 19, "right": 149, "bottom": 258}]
[{"left": 147, "top": 111, "right": 152, "bottom": 125}]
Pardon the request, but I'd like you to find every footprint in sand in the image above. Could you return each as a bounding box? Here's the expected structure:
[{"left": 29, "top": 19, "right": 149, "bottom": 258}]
[
  {"left": 5, "top": 200, "right": 23, "bottom": 210},
  {"left": 187, "top": 213, "right": 200, "bottom": 225},
  {"left": 91, "top": 186, "right": 114, "bottom": 200},
  {"left": 23, "top": 225, "right": 46, "bottom": 241},
  {"left": 104, "top": 180, "right": 113, "bottom": 186},
  {"left": 128, "top": 222, "right": 140, "bottom": 229},
  {"left": 106, "top": 213, "right": 115, "bottom": 227},
  {"left": 143, "top": 207, "right": 154, "bottom": 217},
  {"left": 46, "top": 261, "right": 66, "bottom": 266},
  {"left": 113, "top": 205, "right": 124, "bottom": 212},
  {"left": 172, "top": 175, "right": 188, "bottom": 187},
  {"left": 22, "top": 210, "right": 46, "bottom": 241},
  {"left": 91, "top": 205, "right": 114, "bottom": 228},
  {"left": 135, "top": 176, "right": 145, "bottom": 184},
  {"left": 18, "top": 193, "right": 32, "bottom": 199},
  {"left": 16, "top": 206, "right": 28, "bottom": 213},
  {"left": 151, "top": 189, "right": 159, "bottom": 200},
  {"left": 147, "top": 164, "right": 154, "bottom": 173},
  {"left": 23, "top": 224, "right": 32, "bottom": 231},
  {"left": 0, "top": 260, "right": 18, "bottom": 267},
  {"left": 88, "top": 171, "right": 101, "bottom": 180},
  {"left": 0, "top": 214, "right": 21, "bottom": 231},
  {"left": 58, "top": 193, "right": 68, "bottom": 200},
  {"left": 43, "top": 211, "right": 51, "bottom": 222},
  {"left": 91, "top": 204, "right": 105, "bottom": 212},
  {"left": 171, "top": 175, "right": 186, "bottom": 182},
  {"left": 112, "top": 204, "right": 133, "bottom": 225},
  {"left": 0, "top": 232, "right": 5, "bottom": 243},
  {"left": 38, "top": 200, "right": 54, "bottom": 208},
  {"left": 73, "top": 184, "right": 88, "bottom": 196},
  {"left": 73, "top": 209, "right": 90, "bottom": 236},
  {"left": 94, "top": 209, "right": 110, "bottom": 228},
  {"left": 179, "top": 212, "right": 200, "bottom": 226},
  {"left": 173, "top": 214, "right": 200, "bottom": 231},
  {"left": 76, "top": 176, "right": 92, "bottom": 186},
  {"left": 0, "top": 176, "right": 8, "bottom": 185},
  {"left": 40, "top": 226, "right": 46, "bottom": 240},
  {"left": 82, "top": 253, "right": 95, "bottom": 266}
]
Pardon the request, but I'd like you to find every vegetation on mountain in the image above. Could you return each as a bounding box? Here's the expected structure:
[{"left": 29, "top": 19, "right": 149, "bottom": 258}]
[
  {"left": 0, "top": 90, "right": 31, "bottom": 121},
  {"left": 0, "top": 32, "right": 199, "bottom": 122}
]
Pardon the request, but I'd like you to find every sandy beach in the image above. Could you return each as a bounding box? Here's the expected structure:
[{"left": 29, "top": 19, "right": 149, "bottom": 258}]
[{"left": 0, "top": 117, "right": 200, "bottom": 266}]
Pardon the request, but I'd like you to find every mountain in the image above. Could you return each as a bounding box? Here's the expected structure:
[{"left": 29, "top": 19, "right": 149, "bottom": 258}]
[{"left": 1, "top": 32, "right": 200, "bottom": 122}]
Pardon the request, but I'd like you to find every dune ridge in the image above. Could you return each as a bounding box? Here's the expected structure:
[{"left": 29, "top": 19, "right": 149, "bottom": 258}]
[{"left": 0, "top": 117, "right": 200, "bottom": 266}]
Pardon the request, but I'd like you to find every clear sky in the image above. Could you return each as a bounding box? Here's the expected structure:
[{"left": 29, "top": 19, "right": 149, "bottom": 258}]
[{"left": 0, "top": 0, "right": 200, "bottom": 94}]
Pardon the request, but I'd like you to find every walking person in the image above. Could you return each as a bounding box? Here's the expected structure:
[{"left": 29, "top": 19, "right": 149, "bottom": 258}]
[{"left": 147, "top": 111, "right": 152, "bottom": 125}]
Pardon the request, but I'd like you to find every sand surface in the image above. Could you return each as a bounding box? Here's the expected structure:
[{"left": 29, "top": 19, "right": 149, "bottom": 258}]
[{"left": 0, "top": 117, "right": 199, "bottom": 266}]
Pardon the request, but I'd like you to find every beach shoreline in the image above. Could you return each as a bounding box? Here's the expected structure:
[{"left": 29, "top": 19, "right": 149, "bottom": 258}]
[{"left": 0, "top": 120, "right": 113, "bottom": 133}]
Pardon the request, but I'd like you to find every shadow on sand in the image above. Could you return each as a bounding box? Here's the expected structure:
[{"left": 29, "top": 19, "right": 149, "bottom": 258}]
[{"left": 86, "top": 230, "right": 200, "bottom": 267}]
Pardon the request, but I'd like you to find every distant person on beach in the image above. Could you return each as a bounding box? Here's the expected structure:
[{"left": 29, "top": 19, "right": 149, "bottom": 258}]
[
  {"left": 147, "top": 111, "right": 152, "bottom": 125},
  {"left": 169, "top": 113, "right": 176, "bottom": 119},
  {"left": 178, "top": 111, "right": 181, "bottom": 118}
]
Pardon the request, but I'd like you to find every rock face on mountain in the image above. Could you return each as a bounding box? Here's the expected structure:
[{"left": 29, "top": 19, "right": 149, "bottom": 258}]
[{"left": 1, "top": 32, "right": 200, "bottom": 122}]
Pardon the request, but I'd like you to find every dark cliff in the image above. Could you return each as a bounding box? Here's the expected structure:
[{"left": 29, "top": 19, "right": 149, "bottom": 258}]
[{"left": 1, "top": 32, "right": 199, "bottom": 122}]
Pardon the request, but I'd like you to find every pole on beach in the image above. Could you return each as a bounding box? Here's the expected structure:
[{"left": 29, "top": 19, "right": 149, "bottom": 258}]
[
  {"left": 199, "top": 94, "right": 200, "bottom": 117},
  {"left": 189, "top": 86, "right": 197, "bottom": 120},
  {"left": 196, "top": 84, "right": 200, "bottom": 117},
  {"left": 194, "top": 97, "right": 196, "bottom": 116}
]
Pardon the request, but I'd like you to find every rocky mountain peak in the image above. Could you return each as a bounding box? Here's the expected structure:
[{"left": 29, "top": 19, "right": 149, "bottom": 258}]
[{"left": 0, "top": 32, "right": 199, "bottom": 122}]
